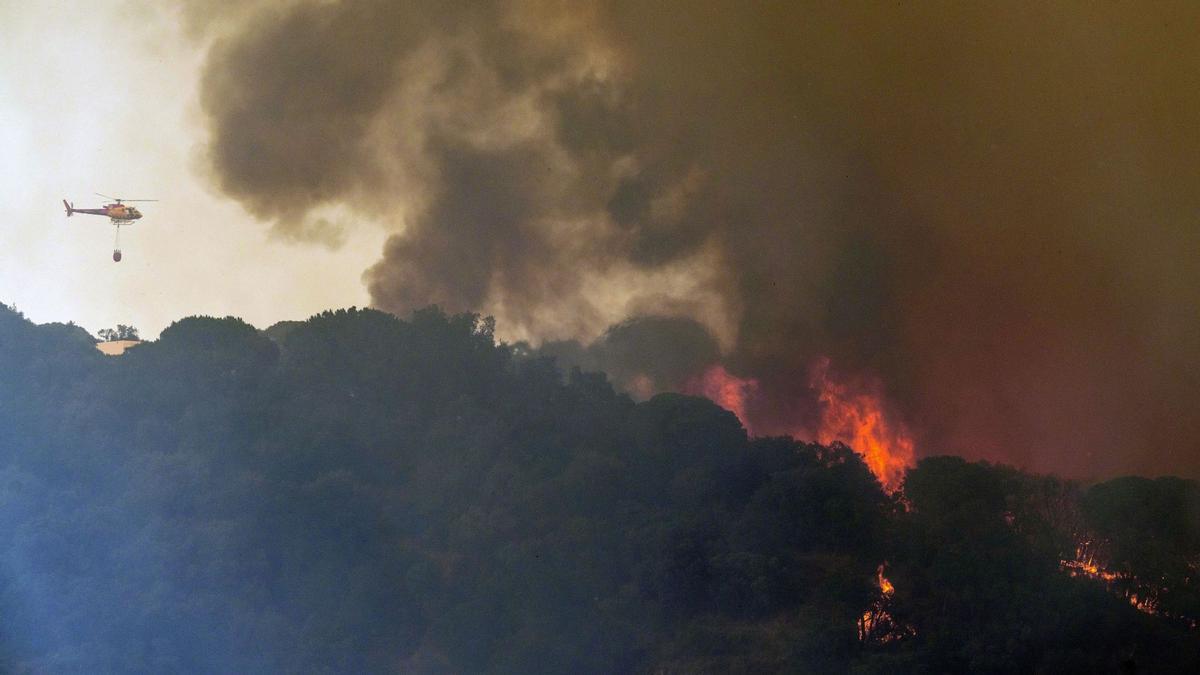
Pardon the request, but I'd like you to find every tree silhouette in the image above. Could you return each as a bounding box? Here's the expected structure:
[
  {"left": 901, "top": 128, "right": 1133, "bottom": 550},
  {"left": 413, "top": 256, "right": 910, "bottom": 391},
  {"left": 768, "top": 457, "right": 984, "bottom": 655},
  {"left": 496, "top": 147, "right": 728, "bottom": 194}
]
[
  {"left": 96, "top": 324, "right": 139, "bottom": 341},
  {"left": 0, "top": 302, "right": 1195, "bottom": 672}
]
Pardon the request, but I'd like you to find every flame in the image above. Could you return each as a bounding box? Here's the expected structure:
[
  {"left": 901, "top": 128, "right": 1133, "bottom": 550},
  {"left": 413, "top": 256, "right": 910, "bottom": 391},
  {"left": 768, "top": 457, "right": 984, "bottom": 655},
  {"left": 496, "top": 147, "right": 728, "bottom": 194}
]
[
  {"left": 1128, "top": 593, "right": 1158, "bottom": 613},
  {"left": 811, "top": 358, "right": 915, "bottom": 493},
  {"left": 686, "top": 364, "right": 758, "bottom": 427},
  {"left": 859, "top": 563, "right": 914, "bottom": 643},
  {"left": 877, "top": 565, "right": 895, "bottom": 595},
  {"left": 1061, "top": 543, "right": 1122, "bottom": 583},
  {"left": 682, "top": 359, "right": 915, "bottom": 492},
  {"left": 1060, "top": 539, "right": 1169, "bottom": 618}
]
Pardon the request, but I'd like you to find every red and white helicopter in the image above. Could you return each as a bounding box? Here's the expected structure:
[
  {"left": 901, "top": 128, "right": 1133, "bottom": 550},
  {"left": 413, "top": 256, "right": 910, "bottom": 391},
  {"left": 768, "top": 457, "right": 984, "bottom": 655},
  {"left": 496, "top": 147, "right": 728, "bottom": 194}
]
[{"left": 64, "top": 193, "right": 156, "bottom": 262}]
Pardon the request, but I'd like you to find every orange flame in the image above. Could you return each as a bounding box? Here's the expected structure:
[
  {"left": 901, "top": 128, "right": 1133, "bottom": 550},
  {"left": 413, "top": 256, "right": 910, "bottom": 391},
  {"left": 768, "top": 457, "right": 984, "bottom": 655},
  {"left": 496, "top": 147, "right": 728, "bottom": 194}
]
[
  {"left": 683, "top": 360, "right": 915, "bottom": 492},
  {"left": 811, "top": 358, "right": 915, "bottom": 493},
  {"left": 1061, "top": 543, "right": 1122, "bottom": 583},
  {"left": 1060, "top": 540, "right": 1166, "bottom": 618},
  {"left": 859, "top": 563, "right": 914, "bottom": 643},
  {"left": 687, "top": 364, "right": 758, "bottom": 427},
  {"left": 877, "top": 565, "right": 895, "bottom": 595}
]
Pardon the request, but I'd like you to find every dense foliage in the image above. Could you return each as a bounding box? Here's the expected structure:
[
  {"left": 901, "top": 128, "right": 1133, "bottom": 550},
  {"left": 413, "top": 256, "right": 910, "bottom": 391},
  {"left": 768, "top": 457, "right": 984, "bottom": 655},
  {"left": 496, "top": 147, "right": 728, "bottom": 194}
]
[{"left": 0, "top": 304, "right": 1196, "bottom": 672}]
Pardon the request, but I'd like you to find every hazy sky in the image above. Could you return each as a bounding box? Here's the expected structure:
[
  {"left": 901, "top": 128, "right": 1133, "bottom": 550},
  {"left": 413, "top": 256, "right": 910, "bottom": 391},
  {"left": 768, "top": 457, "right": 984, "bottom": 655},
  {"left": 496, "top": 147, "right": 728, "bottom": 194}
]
[
  {"left": 4, "top": 1, "right": 1199, "bottom": 479},
  {"left": 0, "top": 1, "right": 386, "bottom": 337}
]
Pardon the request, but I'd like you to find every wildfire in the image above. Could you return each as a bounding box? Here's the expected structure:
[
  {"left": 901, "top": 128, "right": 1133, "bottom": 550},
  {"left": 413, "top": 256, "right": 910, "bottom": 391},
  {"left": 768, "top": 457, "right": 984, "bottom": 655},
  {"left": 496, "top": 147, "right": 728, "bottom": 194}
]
[
  {"left": 1061, "top": 543, "right": 1121, "bottom": 583},
  {"left": 1060, "top": 540, "right": 1166, "bottom": 618},
  {"left": 683, "top": 359, "right": 915, "bottom": 492},
  {"left": 686, "top": 364, "right": 758, "bottom": 427},
  {"left": 1128, "top": 593, "right": 1159, "bottom": 614},
  {"left": 859, "top": 563, "right": 914, "bottom": 644},
  {"left": 811, "top": 358, "right": 915, "bottom": 493}
]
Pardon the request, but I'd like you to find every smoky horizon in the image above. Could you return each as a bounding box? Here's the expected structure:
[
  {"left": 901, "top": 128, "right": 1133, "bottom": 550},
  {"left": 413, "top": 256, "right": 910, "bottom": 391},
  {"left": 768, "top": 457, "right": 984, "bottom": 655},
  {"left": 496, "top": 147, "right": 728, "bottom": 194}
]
[{"left": 181, "top": 1, "right": 1200, "bottom": 481}]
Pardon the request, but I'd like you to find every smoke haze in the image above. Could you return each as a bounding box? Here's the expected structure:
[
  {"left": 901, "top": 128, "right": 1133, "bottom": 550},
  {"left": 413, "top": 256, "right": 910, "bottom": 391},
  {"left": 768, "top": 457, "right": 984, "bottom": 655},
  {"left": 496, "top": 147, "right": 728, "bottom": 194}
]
[{"left": 191, "top": 1, "right": 1200, "bottom": 479}]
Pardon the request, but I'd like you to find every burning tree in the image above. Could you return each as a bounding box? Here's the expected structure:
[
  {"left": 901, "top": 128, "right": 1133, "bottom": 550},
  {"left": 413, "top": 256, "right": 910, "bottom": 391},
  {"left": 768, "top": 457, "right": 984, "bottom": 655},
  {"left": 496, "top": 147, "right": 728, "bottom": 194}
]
[
  {"left": 810, "top": 358, "right": 915, "bottom": 494},
  {"left": 858, "top": 564, "right": 916, "bottom": 644},
  {"left": 684, "top": 357, "right": 916, "bottom": 494}
]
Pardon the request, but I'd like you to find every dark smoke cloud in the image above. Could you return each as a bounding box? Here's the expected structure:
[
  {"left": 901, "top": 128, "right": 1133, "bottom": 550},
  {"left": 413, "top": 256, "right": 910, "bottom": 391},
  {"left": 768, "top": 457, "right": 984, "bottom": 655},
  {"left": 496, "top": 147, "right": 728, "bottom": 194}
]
[
  {"left": 193, "top": 1, "right": 1200, "bottom": 480},
  {"left": 539, "top": 315, "right": 721, "bottom": 399}
]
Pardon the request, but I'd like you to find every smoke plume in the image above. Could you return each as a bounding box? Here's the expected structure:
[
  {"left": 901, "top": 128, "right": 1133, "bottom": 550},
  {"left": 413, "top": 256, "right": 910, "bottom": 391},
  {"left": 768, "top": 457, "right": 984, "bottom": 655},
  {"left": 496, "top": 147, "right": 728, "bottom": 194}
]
[{"left": 193, "top": 1, "right": 1200, "bottom": 479}]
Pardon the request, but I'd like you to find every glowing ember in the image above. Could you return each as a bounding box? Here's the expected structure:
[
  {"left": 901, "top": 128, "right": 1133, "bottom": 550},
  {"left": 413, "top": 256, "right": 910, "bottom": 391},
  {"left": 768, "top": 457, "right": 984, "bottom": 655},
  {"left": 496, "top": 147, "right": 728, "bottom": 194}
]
[
  {"left": 1129, "top": 593, "right": 1159, "bottom": 614},
  {"left": 686, "top": 364, "right": 758, "bottom": 426},
  {"left": 1060, "top": 539, "right": 1169, "bottom": 619},
  {"left": 811, "top": 358, "right": 915, "bottom": 493},
  {"left": 1061, "top": 543, "right": 1121, "bottom": 583}
]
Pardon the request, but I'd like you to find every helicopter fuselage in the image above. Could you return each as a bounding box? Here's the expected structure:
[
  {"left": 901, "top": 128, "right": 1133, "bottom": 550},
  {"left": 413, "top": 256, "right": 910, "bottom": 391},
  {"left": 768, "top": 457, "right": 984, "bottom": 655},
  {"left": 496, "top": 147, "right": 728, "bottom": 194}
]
[{"left": 64, "top": 201, "right": 142, "bottom": 222}]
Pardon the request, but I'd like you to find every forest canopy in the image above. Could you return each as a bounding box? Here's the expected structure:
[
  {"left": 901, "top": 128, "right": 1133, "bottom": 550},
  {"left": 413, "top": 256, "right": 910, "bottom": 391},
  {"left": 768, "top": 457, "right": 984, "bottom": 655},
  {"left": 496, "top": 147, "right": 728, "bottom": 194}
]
[{"left": 0, "top": 303, "right": 1196, "bottom": 672}]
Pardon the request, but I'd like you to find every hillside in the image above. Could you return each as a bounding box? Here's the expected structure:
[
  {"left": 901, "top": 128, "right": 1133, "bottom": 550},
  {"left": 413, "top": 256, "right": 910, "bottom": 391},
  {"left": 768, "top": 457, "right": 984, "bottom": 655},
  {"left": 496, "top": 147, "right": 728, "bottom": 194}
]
[{"left": 0, "top": 303, "right": 1197, "bottom": 673}]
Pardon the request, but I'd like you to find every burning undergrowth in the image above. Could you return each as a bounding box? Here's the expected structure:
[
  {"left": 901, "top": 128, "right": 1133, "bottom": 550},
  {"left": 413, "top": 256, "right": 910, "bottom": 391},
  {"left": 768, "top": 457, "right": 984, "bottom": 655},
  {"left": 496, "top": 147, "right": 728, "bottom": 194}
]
[
  {"left": 1061, "top": 540, "right": 1166, "bottom": 616},
  {"left": 1059, "top": 477, "right": 1200, "bottom": 628}
]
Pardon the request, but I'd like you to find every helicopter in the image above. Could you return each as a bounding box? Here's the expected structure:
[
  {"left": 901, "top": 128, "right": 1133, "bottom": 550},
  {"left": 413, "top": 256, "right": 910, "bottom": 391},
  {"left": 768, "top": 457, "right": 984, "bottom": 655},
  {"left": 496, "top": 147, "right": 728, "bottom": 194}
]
[{"left": 63, "top": 193, "right": 156, "bottom": 262}]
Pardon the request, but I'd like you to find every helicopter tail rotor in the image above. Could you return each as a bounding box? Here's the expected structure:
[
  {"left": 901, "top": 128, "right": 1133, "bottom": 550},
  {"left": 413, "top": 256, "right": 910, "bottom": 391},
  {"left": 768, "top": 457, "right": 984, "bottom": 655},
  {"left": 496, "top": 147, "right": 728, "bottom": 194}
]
[{"left": 63, "top": 200, "right": 73, "bottom": 217}]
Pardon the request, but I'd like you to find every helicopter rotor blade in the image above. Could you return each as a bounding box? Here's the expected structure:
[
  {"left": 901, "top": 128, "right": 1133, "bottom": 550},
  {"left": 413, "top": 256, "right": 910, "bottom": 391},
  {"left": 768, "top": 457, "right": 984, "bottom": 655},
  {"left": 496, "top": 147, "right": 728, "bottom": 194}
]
[{"left": 94, "top": 193, "right": 156, "bottom": 202}]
